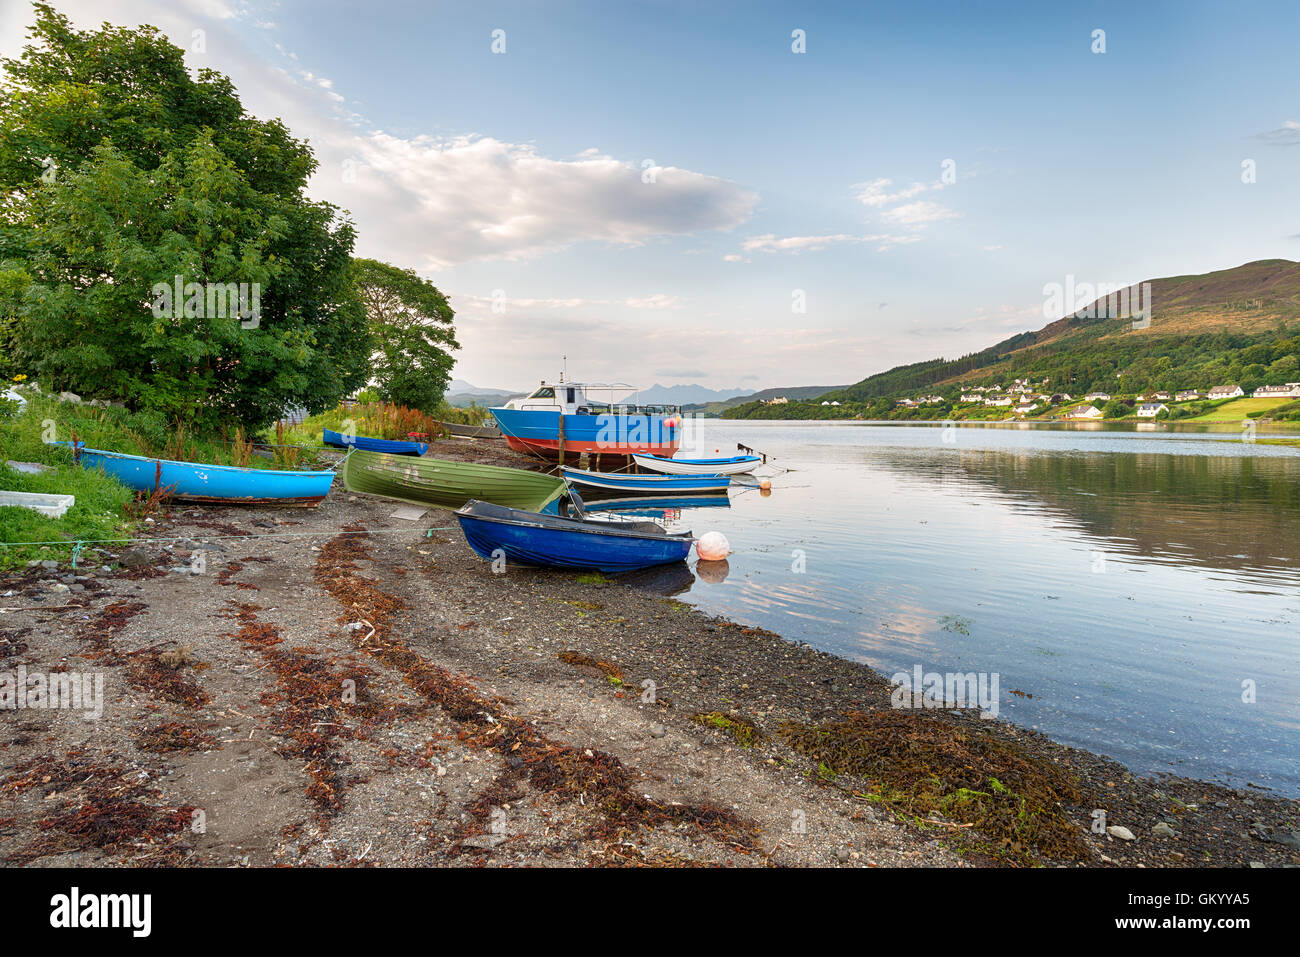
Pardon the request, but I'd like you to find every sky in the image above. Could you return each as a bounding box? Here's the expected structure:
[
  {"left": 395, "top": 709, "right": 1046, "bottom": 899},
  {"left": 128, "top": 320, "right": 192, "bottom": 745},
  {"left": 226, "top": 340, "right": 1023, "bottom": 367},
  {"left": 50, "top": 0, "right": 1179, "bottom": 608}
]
[{"left": 2, "top": 0, "right": 1298, "bottom": 392}]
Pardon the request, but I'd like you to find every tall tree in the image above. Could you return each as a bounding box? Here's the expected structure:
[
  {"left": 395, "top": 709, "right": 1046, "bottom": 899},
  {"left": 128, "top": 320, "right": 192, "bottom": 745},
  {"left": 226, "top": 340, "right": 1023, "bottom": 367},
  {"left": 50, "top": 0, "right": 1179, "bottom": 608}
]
[
  {"left": 352, "top": 258, "right": 459, "bottom": 411},
  {"left": 0, "top": 3, "right": 370, "bottom": 432}
]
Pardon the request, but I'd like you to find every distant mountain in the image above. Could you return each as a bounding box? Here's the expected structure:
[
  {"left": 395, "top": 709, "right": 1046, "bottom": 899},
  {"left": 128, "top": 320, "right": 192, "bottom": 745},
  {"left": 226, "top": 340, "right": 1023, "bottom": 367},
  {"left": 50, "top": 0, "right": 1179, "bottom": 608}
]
[
  {"left": 448, "top": 378, "right": 517, "bottom": 397},
  {"left": 633, "top": 383, "right": 751, "bottom": 405},
  {"left": 444, "top": 378, "right": 524, "bottom": 408}
]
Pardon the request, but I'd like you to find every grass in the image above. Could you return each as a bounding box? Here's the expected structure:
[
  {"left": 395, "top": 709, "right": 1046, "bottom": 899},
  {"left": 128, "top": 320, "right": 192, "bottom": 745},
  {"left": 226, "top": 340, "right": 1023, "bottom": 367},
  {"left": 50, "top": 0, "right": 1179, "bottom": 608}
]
[
  {"left": 0, "top": 459, "right": 134, "bottom": 571},
  {"left": 1184, "top": 397, "right": 1289, "bottom": 422}
]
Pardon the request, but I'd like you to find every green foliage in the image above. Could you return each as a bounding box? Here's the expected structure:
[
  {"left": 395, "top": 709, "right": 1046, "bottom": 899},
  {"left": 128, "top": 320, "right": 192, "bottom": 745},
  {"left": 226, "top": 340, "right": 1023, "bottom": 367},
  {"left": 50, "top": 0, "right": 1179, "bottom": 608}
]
[
  {"left": 0, "top": 4, "right": 369, "bottom": 435},
  {"left": 351, "top": 258, "right": 459, "bottom": 412}
]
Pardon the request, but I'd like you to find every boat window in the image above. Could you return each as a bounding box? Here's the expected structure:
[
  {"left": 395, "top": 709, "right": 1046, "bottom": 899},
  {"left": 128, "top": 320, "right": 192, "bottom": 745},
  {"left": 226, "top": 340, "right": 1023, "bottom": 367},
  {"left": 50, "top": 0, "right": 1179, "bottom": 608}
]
[
  {"left": 529, "top": 387, "right": 555, "bottom": 399},
  {"left": 566, "top": 387, "right": 576, "bottom": 404}
]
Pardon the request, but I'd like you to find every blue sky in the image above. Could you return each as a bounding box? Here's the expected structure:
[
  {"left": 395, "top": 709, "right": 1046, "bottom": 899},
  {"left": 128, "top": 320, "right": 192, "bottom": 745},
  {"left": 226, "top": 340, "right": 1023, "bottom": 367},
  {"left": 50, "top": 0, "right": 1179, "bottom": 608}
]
[{"left": 3, "top": 1, "right": 1298, "bottom": 390}]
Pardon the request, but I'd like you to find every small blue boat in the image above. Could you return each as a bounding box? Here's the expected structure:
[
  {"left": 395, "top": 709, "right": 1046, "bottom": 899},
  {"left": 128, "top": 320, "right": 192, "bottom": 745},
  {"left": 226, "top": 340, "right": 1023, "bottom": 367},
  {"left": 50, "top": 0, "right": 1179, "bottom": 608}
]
[
  {"left": 57, "top": 443, "right": 334, "bottom": 506},
  {"left": 455, "top": 499, "right": 694, "bottom": 572},
  {"left": 323, "top": 429, "right": 428, "bottom": 456},
  {"left": 581, "top": 493, "right": 730, "bottom": 518},
  {"left": 561, "top": 466, "right": 730, "bottom": 494}
]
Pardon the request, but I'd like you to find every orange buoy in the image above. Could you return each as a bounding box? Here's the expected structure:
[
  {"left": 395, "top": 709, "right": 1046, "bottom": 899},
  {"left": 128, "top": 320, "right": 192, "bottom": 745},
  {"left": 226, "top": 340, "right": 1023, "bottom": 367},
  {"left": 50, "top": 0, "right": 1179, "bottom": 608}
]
[{"left": 696, "top": 531, "right": 730, "bottom": 561}]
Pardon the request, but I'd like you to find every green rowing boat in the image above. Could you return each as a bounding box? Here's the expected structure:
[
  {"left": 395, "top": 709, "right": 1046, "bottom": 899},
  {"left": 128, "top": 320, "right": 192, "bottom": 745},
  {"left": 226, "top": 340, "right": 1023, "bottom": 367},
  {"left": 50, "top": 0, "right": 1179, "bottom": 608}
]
[{"left": 340, "top": 450, "right": 564, "bottom": 511}]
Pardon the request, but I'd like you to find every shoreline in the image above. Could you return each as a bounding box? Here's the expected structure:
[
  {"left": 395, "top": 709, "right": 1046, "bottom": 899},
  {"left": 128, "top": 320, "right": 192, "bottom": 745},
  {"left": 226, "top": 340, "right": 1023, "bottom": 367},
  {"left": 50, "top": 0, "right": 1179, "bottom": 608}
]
[{"left": 1, "top": 437, "right": 1297, "bottom": 868}]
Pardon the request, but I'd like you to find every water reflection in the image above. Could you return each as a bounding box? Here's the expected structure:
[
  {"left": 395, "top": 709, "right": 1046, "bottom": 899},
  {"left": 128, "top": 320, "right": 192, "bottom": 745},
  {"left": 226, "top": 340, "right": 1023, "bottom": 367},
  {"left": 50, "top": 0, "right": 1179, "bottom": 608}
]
[{"left": 646, "top": 423, "right": 1300, "bottom": 795}]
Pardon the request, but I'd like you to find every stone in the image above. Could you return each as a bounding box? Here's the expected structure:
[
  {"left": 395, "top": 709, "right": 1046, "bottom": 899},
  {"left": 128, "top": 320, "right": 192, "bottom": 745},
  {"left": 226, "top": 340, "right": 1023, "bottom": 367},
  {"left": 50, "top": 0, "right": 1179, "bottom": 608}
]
[
  {"left": 1151, "top": 822, "right": 1177, "bottom": 838},
  {"left": 650, "top": 724, "right": 667, "bottom": 738},
  {"left": 1107, "top": 825, "right": 1136, "bottom": 841},
  {"left": 120, "top": 549, "right": 150, "bottom": 567}
]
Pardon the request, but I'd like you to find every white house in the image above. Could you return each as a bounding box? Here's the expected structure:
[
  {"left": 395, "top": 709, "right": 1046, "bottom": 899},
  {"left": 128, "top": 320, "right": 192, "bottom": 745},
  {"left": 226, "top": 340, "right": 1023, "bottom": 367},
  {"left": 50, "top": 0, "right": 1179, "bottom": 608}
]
[
  {"left": 1175, "top": 390, "right": 1200, "bottom": 402},
  {"left": 1067, "top": 404, "right": 1104, "bottom": 419},
  {"left": 1207, "top": 385, "right": 1244, "bottom": 400},
  {"left": 1137, "top": 402, "right": 1168, "bottom": 417},
  {"left": 984, "top": 396, "right": 1013, "bottom": 407},
  {"left": 1014, "top": 402, "right": 1039, "bottom": 415},
  {"left": 960, "top": 392, "right": 982, "bottom": 402},
  {"left": 1252, "top": 382, "right": 1300, "bottom": 399},
  {"left": 1084, "top": 392, "right": 1111, "bottom": 402}
]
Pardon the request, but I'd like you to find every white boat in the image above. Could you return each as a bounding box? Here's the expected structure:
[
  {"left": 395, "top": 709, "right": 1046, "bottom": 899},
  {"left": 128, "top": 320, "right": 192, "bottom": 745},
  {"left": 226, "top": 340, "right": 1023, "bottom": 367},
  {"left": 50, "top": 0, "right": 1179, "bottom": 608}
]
[{"left": 632, "top": 453, "right": 760, "bottom": 476}]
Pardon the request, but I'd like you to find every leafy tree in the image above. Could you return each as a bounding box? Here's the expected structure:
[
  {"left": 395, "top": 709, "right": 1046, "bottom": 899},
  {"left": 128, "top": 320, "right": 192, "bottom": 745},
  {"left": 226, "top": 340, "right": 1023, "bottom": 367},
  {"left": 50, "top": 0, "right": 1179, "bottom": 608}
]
[
  {"left": 351, "top": 258, "right": 459, "bottom": 411},
  {"left": 0, "top": 4, "right": 369, "bottom": 432}
]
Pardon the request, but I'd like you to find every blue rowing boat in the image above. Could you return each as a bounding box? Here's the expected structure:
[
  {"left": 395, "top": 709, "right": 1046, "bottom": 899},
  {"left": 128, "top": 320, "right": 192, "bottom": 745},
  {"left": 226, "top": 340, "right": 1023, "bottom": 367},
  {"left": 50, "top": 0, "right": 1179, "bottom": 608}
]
[
  {"left": 56, "top": 443, "right": 334, "bottom": 506},
  {"left": 322, "top": 429, "right": 428, "bottom": 456},
  {"left": 560, "top": 466, "right": 730, "bottom": 494},
  {"left": 455, "top": 499, "right": 694, "bottom": 572}
]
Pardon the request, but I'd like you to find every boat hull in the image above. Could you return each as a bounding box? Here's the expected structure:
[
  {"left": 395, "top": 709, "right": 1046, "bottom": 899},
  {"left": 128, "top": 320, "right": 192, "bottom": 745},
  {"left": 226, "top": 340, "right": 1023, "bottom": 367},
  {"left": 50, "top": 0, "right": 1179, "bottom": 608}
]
[
  {"left": 341, "top": 450, "right": 565, "bottom": 511},
  {"left": 561, "top": 466, "right": 730, "bottom": 494},
  {"left": 61, "top": 445, "right": 333, "bottom": 506},
  {"left": 323, "top": 429, "right": 428, "bottom": 456},
  {"left": 455, "top": 503, "right": 693, "bottom": 572},
  {"left": 490, "top": 408, "right": 680, "bottom": 459},
  {"left": 632, "top": 453, "right": 760, "bottom": 475}
]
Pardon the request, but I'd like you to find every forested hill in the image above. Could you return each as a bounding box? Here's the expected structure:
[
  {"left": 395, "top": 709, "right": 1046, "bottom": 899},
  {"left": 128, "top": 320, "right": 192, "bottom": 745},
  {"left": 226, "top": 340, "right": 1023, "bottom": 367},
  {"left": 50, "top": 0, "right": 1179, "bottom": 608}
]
[{"left": 724, "top": 259, "right": 1300, "bottom": 417}]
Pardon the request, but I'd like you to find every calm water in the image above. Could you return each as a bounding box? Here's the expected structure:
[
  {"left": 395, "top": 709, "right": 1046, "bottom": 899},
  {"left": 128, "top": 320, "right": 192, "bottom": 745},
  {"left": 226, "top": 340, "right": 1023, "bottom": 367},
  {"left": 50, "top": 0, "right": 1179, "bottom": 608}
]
[{"left": 608, "top": 421, "right": 1300, "bottom": 796}]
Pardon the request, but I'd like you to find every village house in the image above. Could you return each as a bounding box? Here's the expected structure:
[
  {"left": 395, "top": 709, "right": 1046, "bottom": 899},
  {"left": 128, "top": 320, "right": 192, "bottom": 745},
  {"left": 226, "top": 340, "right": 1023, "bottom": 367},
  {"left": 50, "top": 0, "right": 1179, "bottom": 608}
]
[
  {"left": 1084, "top": 391, "right": 1111, "bottom": 402},
  {"left": 1207, "top": 385, "right": 1244, "bottom": 400},
  {"left": 1176, "top": 389, "right": 1200, "bottom": 402},
  {"left": 763, "top": 395, "right": 789, "bottom": 405},
  {"left": 984, "top": 396, "right": 1013, "bottom": 407},
  {"left": 1067, "top": 404, "right": 1104, "bottom": 419},
  {"left": 1137, "top": 402, "right": 1168, "bottom": 418},
  {"left": 1152, "top": 391, "right": 1173, "bottom": 401},
  {"left": 1050, "top": 393, "right": 1072, "bottom": 404},
  {"left": 1014, "top": 402, "right": 1039, "bottom": 415},
  {"left": 896, "top": 398, "right": 917, "bottom": 408},
  {"left": 960, "top": 392, "right": 982, "bottom": 402},
  {"left": 1252, "top": 382, "right": 1300, "bottom": 399}
]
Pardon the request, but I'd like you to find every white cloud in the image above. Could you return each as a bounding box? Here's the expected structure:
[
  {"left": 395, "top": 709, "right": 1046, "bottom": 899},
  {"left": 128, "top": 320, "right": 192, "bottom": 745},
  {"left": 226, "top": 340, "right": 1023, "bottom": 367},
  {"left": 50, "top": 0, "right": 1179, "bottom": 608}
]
[
  {"left": 337, "top": 135, "right": 756, "bottom": 267},
  {"left": 742, "top": 232, "right": 921, "bottom": 253},
  {"left": 880, "top": 200, "right": 960, "bottom": 226},
  {"left": 852, "top": 177, "right": 941, "bottom": 207}
]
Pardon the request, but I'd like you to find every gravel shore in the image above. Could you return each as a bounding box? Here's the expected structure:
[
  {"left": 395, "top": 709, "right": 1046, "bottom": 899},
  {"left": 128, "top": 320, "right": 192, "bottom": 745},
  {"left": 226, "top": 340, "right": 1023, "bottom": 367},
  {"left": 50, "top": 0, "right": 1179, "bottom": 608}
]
[{"left": 2, "top": 438, "right": 1296, "bottom": 868}]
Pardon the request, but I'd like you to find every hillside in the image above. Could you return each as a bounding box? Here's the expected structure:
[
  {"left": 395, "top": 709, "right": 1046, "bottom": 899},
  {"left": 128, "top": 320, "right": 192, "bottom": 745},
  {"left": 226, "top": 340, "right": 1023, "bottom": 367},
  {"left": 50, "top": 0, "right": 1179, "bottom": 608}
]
[
  {"left": 687, "top": 384, "right": 846, "bottom": 414},
  {"left": 724, "top": 259, "right": 1300, "bottom": 419}
]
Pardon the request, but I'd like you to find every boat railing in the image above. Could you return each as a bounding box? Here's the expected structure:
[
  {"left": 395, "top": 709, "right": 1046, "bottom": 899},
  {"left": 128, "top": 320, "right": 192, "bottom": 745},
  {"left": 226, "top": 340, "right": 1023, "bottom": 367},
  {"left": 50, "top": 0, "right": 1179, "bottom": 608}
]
[{"left": 580, "top": 404, "right": 682, "bottom": 416}]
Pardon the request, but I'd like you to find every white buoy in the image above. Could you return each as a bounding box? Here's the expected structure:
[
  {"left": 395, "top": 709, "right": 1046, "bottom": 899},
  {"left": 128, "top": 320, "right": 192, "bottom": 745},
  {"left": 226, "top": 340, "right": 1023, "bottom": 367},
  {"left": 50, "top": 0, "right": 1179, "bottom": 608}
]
[{"left": 697, "top": 531, "right": 730, "bottom": 561}]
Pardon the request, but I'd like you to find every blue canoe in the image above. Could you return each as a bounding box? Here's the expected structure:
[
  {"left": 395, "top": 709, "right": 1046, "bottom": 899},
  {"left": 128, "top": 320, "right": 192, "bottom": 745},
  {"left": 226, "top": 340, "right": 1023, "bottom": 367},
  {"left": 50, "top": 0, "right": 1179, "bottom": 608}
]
[
  {"left": 323, "top": 429, "right": 428, "bottom": 456},
  {"left": 455, "top": 499, "right": 694, "bottom": 572},
  {"left": 57, "top": 443, "right": 334, "bottom": 506},
  {"left": 560, "top": 466, "right": 730, "bottom": 494}
]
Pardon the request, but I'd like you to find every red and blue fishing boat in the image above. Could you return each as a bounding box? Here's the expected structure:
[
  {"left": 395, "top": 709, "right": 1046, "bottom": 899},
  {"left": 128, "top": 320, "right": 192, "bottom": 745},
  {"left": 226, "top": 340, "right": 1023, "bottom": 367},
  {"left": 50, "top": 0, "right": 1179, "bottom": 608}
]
[
  {"left": 57, "top": 443, "right": 334, "bottom": 506},
  {"left": 322, "top": 428, "right": 428, "bottom": 456},
  {"left": 490, "top": 380, "right": 682, "bottom": 461}
]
